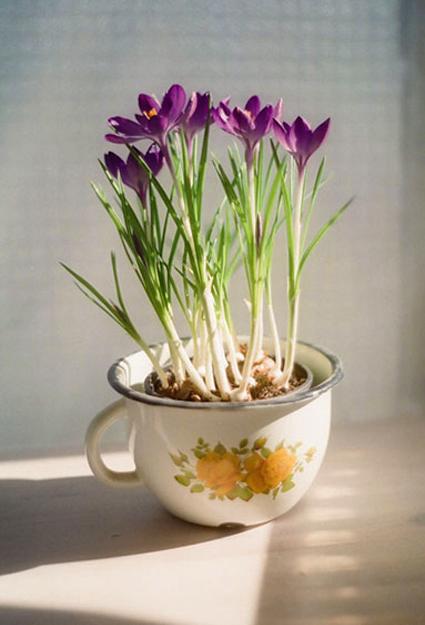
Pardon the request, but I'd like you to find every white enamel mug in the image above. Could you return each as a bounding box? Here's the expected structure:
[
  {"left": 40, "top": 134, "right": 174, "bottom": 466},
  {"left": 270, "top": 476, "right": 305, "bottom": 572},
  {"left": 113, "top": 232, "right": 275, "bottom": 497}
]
[{"left": 86, "top": 338, "right": 343, "bottom": 527}]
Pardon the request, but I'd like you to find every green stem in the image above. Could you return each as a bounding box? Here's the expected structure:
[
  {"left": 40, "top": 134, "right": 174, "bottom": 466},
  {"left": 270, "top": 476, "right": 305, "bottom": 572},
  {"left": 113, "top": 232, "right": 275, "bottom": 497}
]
[
  {"left": 234, "top": 157, "right": 264, "bottom": 398},
  {"left": 165, "top": 142, "right": 231, "bottom": 399},
  {"left": 277, "top": 168, "right": 304, "bottom": 388},
  {"left": 266, "top": 279, "right": 281, "bottom": 371},
  {"left": 132, "top": 333, "right": 169, "bottom": 389},
  {"left": 165, "top": 317, "right": 215, "bottom": 400}
]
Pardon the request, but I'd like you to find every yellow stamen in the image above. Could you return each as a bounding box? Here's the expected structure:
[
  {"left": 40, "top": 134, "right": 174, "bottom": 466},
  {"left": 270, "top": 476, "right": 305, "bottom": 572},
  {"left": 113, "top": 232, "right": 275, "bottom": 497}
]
[{"left": 144, "top": 108, "right": 158, "bottom": 119}]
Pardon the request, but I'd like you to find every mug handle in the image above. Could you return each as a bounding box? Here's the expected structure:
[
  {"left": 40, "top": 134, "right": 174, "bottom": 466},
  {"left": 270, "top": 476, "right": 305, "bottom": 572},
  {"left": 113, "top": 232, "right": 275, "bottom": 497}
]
[{"left": 85, "top": 398, "right": 141, "bottom": 487}]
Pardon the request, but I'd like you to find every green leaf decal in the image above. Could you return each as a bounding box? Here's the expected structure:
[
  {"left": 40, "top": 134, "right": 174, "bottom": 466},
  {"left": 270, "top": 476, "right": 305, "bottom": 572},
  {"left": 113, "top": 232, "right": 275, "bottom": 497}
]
[
  {"left": 261, "top": 448, "right": 271, "bottom": 458},
  {"left": 175, "top": 475, "right": 191, "bottom": 487},
  {"left": 281, "top": 477, "right": 295, "bottom": 492},
  {"left": 227, "top": 485, "right": 254, "bottom": 502},
  {"left": 169, "top": 453, "right": 183, "bottom": 466},
  {"left": 225, "top": 487, "right": 240, "bottom": 501},
  {"left": 237, "top": 486, "right": 254, "bottom": 502},
  {"left": 214, "top": 442, "right": 226, "bottom": 455},
  {"left": 171, "top": 437, "right": 309, "bottom": 502}
]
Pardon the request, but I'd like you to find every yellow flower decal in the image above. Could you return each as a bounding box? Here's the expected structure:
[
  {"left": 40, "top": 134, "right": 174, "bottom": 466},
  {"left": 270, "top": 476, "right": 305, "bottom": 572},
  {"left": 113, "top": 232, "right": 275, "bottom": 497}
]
[
  {"left": 261, "top": 448, "right": 296, "bottom": 489},
  {"left": 243, "top": 448, "right": 296, "bottom": 493},
  {"left": 170, "top": 436, "right": 316, "bottom": 502},
  {"left": 196, "top": 451, "right": 242, "bottom": 496}
]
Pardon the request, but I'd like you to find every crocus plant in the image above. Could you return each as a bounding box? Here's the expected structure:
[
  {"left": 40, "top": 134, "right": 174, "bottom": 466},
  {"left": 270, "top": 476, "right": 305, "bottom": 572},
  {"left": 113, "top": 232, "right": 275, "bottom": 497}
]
[{"left": 63, "top": 84, "right": 351, "bottom": 402}]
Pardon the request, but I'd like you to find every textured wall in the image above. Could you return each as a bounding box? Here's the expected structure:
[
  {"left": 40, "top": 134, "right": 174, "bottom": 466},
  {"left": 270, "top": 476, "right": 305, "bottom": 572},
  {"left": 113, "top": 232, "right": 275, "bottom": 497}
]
[{"left": 1, "top": 0, "right": 424, "bottom": 454}]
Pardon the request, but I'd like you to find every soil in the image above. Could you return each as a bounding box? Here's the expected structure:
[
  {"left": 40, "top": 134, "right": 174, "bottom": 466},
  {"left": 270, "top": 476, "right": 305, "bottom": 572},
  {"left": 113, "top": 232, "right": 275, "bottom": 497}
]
[{"left": 147, "top": 347, "right": 308, "bottom": 403}]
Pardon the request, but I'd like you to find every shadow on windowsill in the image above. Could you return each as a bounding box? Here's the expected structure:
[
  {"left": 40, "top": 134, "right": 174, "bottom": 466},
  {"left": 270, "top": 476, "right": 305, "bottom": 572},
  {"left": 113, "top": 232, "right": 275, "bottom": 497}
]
[
  {"left": 0, "top": 605, "right": 171, "bottom": 625},
  {"left": 0, "top": 475, "right": 245, "bottom": 576}
]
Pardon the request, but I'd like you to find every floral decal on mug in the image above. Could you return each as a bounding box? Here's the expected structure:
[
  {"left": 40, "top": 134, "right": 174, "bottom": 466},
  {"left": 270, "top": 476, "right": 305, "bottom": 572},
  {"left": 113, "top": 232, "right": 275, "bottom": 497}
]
[{"left": 170, "top": 437, "right": 316, "bottom": 501}]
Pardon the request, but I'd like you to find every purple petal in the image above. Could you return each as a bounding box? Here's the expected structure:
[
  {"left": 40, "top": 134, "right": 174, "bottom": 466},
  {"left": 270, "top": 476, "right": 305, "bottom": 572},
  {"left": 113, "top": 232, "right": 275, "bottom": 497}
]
[
  {"left": 245, "top": 95, "right": 261, "bottom": 117},
  {"left": 104, "top": 151, "right": 125, "bottom": 178},
  {"left": 143, "top": 143, "right": 164, "bottom": 176},
  {"left": 290, "top": 116, "right": 312, "bottom": 157},
  {"left": 219, "top": 98, "right": 232, "bottom": 115},
  {"left": 138, "top": 93, "right": 160, "bottom": 114},
  {"left": 105, "top": 134, "right": 136, "bottom": 144},
  {"left": 309, "top": 117, "right": 331, "bottom": 154},
  {"left": 272, "top": 119, "right": 291, "bottom": 151},
  {"left": 252, "top": 105, "right": 273, "bottom": 141},
  {"left": 147, "top": 114, "right": 168, "bottom": 135},
  {"left": 123, "top": 152, "right": 144, "bottom": 190},
  {"left": 134, "top": 113, "right": 151, "bottom": 129},
  {"left": 190, "top": 93, "right": 210, "bottom": 126},
  {"left": 211, "top": 106, "right": 235, "bottom": 134},
  {"left": 273, "top": 98, "right": 283, "bottom": 121},
  {"left": 108, "top": 116, "right": 145, "bottom": 138},
  {"left": 183, "top": 92, "right": 199, "bottom": 120},
  {"left": 161, "top": 83, "right": 186, "bottom": 123},
  {"left": 233, "top": 107, "right": 256, "bottom": 133}
]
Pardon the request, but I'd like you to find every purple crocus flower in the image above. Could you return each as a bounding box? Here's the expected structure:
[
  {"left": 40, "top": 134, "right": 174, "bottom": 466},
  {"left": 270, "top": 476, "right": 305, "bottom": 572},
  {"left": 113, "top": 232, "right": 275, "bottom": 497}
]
[
  {"left": 180, "top": 91, "right": 210, "bottom": 154},
  {"left": 212, "top": 96, "right": 283, "bottom": 167},
  {"left": 104, "top": 143, "right": 163, "bottom": 207},
  {"left": 105, "top": 84, "right": 187, "bottom": 151},
  {"left": 273, "top": 116, "right": 330, "bottom": 173}
]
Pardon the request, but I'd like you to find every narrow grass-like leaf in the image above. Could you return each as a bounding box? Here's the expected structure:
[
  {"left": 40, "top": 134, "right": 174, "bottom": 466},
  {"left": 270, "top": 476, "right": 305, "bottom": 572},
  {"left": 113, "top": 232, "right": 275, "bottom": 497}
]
[{"left": 297, "top": 197, "right": 354, "bottom": 284}]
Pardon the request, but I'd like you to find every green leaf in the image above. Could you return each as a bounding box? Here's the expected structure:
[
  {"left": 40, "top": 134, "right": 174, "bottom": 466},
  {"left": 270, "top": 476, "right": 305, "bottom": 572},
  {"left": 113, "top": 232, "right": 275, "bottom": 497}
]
[
  {"left": 261, "top": 448, "right": 271, "bottom": 458},
  {"left": 194, "top": 449, "right": 206, "bottom": 460},
  {"left": 281, "top": 477, "right": 295, "bottom": 492},
  {"left": 253, "top": 437, "right": 267, "bottom": 450},
  {"left": 175, "top": 475, "right": 191, "bottom": 487},
  {"left": 272, "top": 487, "right": 280, "bottom": 500},
  {"left": 197, "top": 437, "right": 205, "bottom": 445},
  {"left": 190, "top": 483, "right": 205, "bottom": 493},
  {"left": 195, "top": 99, "right": 211, "bottom": 210},
  {"left": 183, "top": 470, "right": 196, "bottom": 479},
  {"left": 110, "top": 252, "right": 127, "bottom": 315},
  {"left": 239, "top": 438, "right": 248, "bottom": 449},
  {"left": 60, "top": 263, "right": 112, "bottom": 312},
  {"left": 298, "top": 197, "right": 354, "bottom": 283}
]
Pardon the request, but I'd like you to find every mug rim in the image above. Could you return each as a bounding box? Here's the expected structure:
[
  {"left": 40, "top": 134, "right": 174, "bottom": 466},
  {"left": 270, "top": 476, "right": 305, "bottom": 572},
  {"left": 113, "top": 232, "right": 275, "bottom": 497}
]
[{"left": 107, "top": 339, "right": 344, "bottom": 411}]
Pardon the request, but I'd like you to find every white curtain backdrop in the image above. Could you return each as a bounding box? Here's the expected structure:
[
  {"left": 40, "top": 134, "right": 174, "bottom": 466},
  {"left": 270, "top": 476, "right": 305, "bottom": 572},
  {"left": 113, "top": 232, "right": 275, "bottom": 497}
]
[{"left": 1, "top": 0, "right": 424, "bottom": 453}]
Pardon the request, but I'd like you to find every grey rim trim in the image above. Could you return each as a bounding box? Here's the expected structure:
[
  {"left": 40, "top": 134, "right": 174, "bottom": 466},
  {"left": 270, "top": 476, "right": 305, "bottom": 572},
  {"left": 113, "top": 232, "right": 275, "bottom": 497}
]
[{"left": 107, "top": 340, "right": 344, "bottom": 411}]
